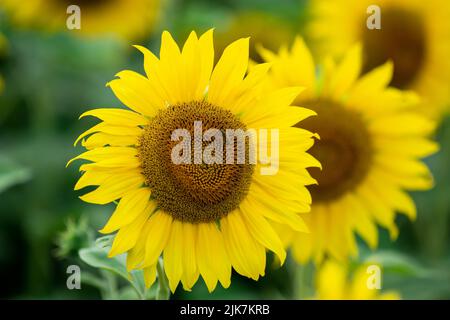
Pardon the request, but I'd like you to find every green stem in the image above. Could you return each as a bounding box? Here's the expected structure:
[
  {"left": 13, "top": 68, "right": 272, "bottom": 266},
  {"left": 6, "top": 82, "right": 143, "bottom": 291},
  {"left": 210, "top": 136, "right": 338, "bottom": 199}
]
[
  {"left": 294, "top": 262, "right": 315, "bottom": 299},
  {"left": 81, "top": 271, "right": 107, "bottom": 291},
  {"left": 156, "top": 258, "right": 171, "bottom": 300},
  {"left": 100, "top": 270, "right": 118, "bottom": 300}
]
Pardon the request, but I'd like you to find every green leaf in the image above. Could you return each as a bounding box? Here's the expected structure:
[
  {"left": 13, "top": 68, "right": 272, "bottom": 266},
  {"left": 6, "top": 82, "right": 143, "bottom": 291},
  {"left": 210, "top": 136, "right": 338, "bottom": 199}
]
[
  {"left": 0, "top": 156, "right": 32, "bottom": 193},
  {"left": 79, "top": 245, "right": 149, "bottom": 299},
  {"left": 363, "top": 251, "right": 428, "bottom": 277},
  {"left": 117, "top": 287, "right": 140, "bottom": 300},
  {"left": 95, "top": 235, "right": 114, "bottom": 249},
  {"left": 79, "top": 247, "right": 129, "bottom": 280}
]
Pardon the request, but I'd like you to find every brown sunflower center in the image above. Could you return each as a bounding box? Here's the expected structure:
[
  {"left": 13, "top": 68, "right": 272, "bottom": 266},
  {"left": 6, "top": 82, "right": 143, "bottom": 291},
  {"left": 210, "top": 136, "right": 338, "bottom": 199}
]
[
  {"left": 138, "top": 101, "right": 254, "bottom": 223},
  {"left": 362, "top": 7, "right": 427, "bottom": 88},
  {"left": 298, "top": 101, "right": 373, "bottom": 203}
]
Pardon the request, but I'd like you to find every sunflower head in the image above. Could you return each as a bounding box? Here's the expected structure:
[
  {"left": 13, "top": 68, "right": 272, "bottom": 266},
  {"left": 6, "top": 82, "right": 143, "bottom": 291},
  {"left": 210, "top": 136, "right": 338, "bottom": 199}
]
[
  {"left": 0, "top": 0, "right": 161, "bottom": 39},
  {"left": 138, "top": 100, "right": 254, "bottom": 223},
  {"left": 308, "top": 0, "right": 450, "bottom": 119},
  {"left": 69, "top": 30, "right": 319, "bottom": 292},
  {"left": 261, "top": 37, "right": 438, "bottom": 264}
]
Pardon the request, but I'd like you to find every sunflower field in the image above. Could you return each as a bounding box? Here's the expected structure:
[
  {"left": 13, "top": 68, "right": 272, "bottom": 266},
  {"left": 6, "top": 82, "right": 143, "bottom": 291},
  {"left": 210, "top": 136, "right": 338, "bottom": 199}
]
[{"left": 0, "top": 0, "right": 449, "bottom": 301}]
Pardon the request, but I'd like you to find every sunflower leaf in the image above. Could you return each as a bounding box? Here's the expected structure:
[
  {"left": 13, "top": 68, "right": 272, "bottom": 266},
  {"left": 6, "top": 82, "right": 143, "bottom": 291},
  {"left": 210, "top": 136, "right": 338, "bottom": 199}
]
[
  {"left": 79, "top": 247, "right": 129, "bottom": 280},
  {"left": 79, "top": 246, "right": 147, "bottom": 299},
  {"left": 0, "top": 156, "right": 32, "bottom": 194},
  {"left": 363, "top": 251, "right": 428, "bottom": 277}
]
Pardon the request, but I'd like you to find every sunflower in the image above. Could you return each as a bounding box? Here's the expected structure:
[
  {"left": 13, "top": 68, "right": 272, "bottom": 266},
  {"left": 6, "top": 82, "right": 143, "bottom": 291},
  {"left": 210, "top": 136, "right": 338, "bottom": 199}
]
[
  {"left": 308, "top": 0, "right": 450, "bottom": 119},
  {"left": 313, "top": 260, "right": 399, "bottom": 300},
  {"left": 260, "top": 38, "right": 438, "bottom": 263},
  {"left": 68, "top": 30, "right": 319, "bottom": 292},
  {"left": 0, "top": 0, "right": 161, "bottom": 39}
]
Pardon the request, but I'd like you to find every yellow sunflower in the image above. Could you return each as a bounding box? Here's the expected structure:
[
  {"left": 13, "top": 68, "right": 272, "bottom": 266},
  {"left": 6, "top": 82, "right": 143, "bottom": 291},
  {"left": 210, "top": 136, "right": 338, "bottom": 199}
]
[
  {"left": 260, "top": 38, "right": 438, "bottom": 263},
  {"left": 308, "top": 0, "right": 450, "bottom": 119},
  {"left": 0, "top": 0, "right": 161, "bottom": 39},
  {"left": 68, "top": 30, "right": 319, "bottom": 292},
  {"left": 313, "top": 260, "right": 399, "bottom": 300}
]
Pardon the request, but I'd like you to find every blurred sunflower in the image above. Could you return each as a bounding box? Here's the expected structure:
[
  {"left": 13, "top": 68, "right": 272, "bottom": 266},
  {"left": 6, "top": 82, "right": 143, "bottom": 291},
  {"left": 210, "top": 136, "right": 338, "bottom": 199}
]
[
  {"left": 261, "top": 38, "right": 438, "bottom": 263},
  {"left": 215, "top": 11, "right": 294, "bottom": 63},
  {"left": 0, "top": 0, "right": 161, "bottom": 40},
  {"left": 68, "top": 30, "right": 319, "bottom": 292},
  {"left": 308, "top": 0, "right": 450, "bottom": 119},
  {"left": 313, "top": 260, "right": 399, "bottom": 300}
]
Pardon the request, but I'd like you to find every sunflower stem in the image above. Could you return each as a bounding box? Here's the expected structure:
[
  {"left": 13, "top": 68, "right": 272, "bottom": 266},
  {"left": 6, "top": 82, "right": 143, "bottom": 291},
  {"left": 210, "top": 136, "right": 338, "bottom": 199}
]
[
  {"left": 156, "top": 258, "right": 171, "bottom": 300},
  {"left": 100, "top": 270, "right": 119, "bottom": 300},
  {"left": 294, "top": 262, "right": 315, "bottom": 299}
]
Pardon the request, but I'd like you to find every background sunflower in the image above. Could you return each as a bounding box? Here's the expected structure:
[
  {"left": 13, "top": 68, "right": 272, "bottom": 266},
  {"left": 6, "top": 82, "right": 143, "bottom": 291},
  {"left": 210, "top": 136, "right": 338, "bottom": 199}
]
[
  {"left": 0, "top": 0, "right": 162, "bottom": 40},
  {"left": 312, "top": 260, "right": 400, "bottom": 300},
  {"left": 261, "top": 40, "right": 437, "bottom": 265},
  {"left": 308, "top": 0, "right": 450, "bottom": 120},
  {"left": 0, "top": 0, "right": 450, "bottom": 300}
]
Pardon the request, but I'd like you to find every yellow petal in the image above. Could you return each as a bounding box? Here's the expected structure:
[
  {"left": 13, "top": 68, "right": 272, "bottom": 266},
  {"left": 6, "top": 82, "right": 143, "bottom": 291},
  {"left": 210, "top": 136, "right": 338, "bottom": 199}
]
[
  {"left": 74, "top": 168, "right": 121, "bottom": 190},
  {"left": 144, "top": 211, "right": 173, "bottom": 267},
  {"left": 291, "top": 232, "right": 313, "bottom": 264},
  {"left": 133, "top": 45, "right": 159, "bottom": 79},
  {"left": 197, "top": 223, "right": 231, "bottom": 292},
  {"left": 245, "top": 186, "right": 310, "bottom": 232},
  {"left": 348, "top": 265, "right": 377, "bottom": 300},
  {"left": 79, "top": 173, "right": 143, "bottom": 205},
  {"left": 68, "top": 146, "right": 140, "bottom": 169},
  {"left": 68, "top": 147, "right": 137, "bottom": 167},
  {"left": 227, "top": 62, "right": 271, "bottom": 115},
  {"left": 209, "top": 37, "right": 249, "bottom": 107},
  {"left": 82, "top": 132, "right": 138, "bottom": 150},
  {"left": 356, "top": 185, "right": 398, "bottom": 240},
  {"left": 74, "top": 123, "right": 142, "bottom": 146},
  {"left": 366, "top": 173, "right": 417, "bottom": 220},
  {"left": 316, "top": 260, "right": 346, "bottom": 300},
  {"left": 221, "top": 211, "right": 266, "bottom": 280},
  {"left": 346, "top": 194, "right": 378, "bottom": 249},
  {"left": 196, "top": 29, "right": 215, "bottom": 98},
  {"left": 369, "top": 113, "right": 436, "bottom": 137},
  {"left": 163, "top": 220, "right": 183, "bottom": 293},
  {"left": 180, "top": 223, "right": 199, "bottom": 291},
  {"left": 238, "top": 208, "right": 286, "bottom": 264},
  {"left": 374, "top": 137, "right": 439, "bottom": 158},
  {"left": 100, "top": 188, "right": 153, "bottom": 234},
  {"left": 126, "top": 221, "right": 151, "bottom": 271},
  {"left": 109, "top": 202, "right": 153, "bottom": 257},
  {"left": 290, "top": 36, "right": 316, "bottom": 90},
  {"left": 375, "top": 155, "right": 431, "bottom": 179},
  {"left": 158, "top": 31, "right": 183, "bottom": 103},
  {"left": 143, "top": 264, "right": 157, "bottom": 288},
  {"left": 79, "top": 108, "right": 148, "bottom": 126},
  {"left": 241, "top": 87, "right": 304, "bottom": 126},
  {"left": 108, "top": 70, "right": 164, "bottom": 116},
  {"left": 328, "top": 43, "right": 362, "bottom": 98},
  {"left": 348, "top": 61, "right": 393, "bottom": 101}
]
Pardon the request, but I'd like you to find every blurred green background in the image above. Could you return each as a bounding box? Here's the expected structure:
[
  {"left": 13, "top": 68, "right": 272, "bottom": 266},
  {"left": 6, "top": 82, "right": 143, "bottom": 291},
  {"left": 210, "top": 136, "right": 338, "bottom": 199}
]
[{"left": 0, "top": 0, "right": 449, "bottom": 299}]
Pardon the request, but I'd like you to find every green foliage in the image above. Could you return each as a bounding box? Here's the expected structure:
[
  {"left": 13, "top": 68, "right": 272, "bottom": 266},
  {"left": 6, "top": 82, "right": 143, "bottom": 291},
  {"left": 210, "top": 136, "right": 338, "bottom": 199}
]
[
  {"left": 0, "top": 156, "right": 31, "bottom": 194},
  {"left": 78, "top": 239, "right": 160, "bottom": 300}
]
